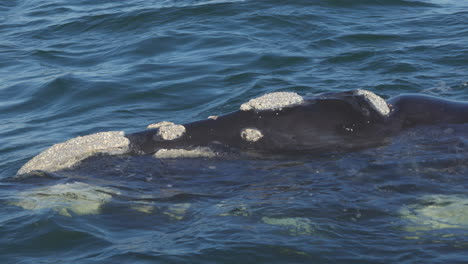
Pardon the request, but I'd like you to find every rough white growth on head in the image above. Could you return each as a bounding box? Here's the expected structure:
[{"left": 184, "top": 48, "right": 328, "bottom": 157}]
[
  {"left": 148, "top": 121, "right": 186, "bottom": 140},
  {"left": 240, "top": 128, "right": 263, "bottom": 142},
  {"left": 9, "top": 182, "right": 119, "bottom": 217},
  {"left": 240, "top": 92, "right": 304, "bottom": 111},
  {"left": 147, "top": 121, "right": 173, "bottom": 129},
  {"left": 154, "top": 147, "right": 216, "bottom": 159},
  {"left": 354, "top": 89, "right": 390, "bottom": 116},
  {"left": 17, "top": 131, "right": 129, "bottom": 175}
]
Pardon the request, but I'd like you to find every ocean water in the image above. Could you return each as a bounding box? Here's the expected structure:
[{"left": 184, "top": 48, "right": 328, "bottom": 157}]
[{"left": 1, "top": 0, "right": 468, "bottom": 263}]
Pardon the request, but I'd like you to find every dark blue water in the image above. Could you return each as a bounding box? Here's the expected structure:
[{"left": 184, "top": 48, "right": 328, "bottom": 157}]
[{"left": 1, "top": 0, "right": 468, "bottom": 263}]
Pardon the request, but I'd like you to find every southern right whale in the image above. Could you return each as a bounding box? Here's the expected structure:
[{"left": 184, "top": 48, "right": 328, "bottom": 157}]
[
  {"left": 17, "top": 89, "right": 468, "bottom": 175},
  {"left": 125, "top": 90, "right": 468, "bottom": 155}
]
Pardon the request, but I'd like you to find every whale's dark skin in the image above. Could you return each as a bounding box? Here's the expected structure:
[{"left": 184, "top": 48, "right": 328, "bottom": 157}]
[
  {"left": 388, "top": 94, "right": 468, "bottom": 128},
  {"left": 125, "top": 90, "right": 468, "bottom": 156}
]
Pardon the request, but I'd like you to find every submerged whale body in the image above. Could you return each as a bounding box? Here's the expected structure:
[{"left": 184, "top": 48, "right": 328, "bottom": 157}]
[{"left": 17, "top": 89, "right": 468, "bottom": 175}]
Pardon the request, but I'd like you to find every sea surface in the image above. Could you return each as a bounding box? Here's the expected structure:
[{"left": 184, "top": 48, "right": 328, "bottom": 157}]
[{"left": 1, "top": 0, "right": 468, "bottom": 263}]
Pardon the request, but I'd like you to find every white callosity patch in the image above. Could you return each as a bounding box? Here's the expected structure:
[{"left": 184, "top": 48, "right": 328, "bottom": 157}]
[
  {"left": 154, "top": 147, "right": 216, "bottom": 159},
  {"left": 17, "top": 131, "right": 130, "bottom": 175},
  {"left": 354, "top": 89, "right": 391, "bottom": 116},
  {"left": 148, "top": 121, "right": 186, "bottom": 141},
  {"left": 240, "top": 128, "right": 263, "bottom": 142},
  {"left": 240, "top": 92, "right": 304, "bottom": 111},
  {"left": 10, "top": 182, "right": 119, "bottom": 217},
  {"left": 147, "top": 121, "right": 173, "bottom": 129}
]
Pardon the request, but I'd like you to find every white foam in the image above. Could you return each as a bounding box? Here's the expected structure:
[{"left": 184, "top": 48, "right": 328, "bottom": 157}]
[
  {"left": 354, "top": 89, "right": 390, "bottom": 116},
  {"left": 148, "top": 121, "right": 186, "bottom": 140},
  {"left": 240, "top": 128, "right": 263, "bottom": 142},
  {"left": 17, "top": 131, "right": 129, "bottom": 175},
  {"left": 10, "top": 182, "right": 119, "bottom": 216},
  {"left": 240, "top": 92, "right": 304, "bottom": 111},
  {"left": 154, "top": 147, "right": 216, "bottom": 159}
]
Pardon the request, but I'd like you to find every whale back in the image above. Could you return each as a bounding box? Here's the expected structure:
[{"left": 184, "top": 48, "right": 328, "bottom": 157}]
[{"left": 388, "top": 94, "right": 468, "bottom": 128}]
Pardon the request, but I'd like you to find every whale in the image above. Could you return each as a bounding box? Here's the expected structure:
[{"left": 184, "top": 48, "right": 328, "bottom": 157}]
[
  {"left": 17, "top": 89, "right": 468, "bottom": 175},
  {"left": 126, "top": 90, "right": 467, "bottom": 155}
]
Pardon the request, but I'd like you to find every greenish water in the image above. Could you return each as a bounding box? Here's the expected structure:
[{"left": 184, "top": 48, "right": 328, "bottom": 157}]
[{"left": 1, "top": 0, "right": 467, "bottom": 263}]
